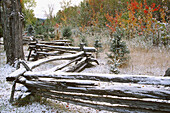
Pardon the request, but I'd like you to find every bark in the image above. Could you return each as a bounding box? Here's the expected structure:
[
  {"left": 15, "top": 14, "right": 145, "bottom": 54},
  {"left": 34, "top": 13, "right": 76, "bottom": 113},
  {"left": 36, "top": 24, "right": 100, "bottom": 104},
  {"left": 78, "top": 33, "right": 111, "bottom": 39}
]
[
  {"left": 54, "top": 40, "right": 71, "bottom": 43},
  {"left": 15, "top": 78, "right": 170, "bottom": 112},
  {"left": 0, "top": 1, "right": 3, "bottom": 38},
  {"left": 2, "top": 0, "right": 10, "bottom": 51},
  {"left": 44, "top": 57, "right": 83, "bottom": 72},
  {"left": 17, "top": 79, "right": 170, "bottom": 99},
  {"left": 38, "top": 41, "right": 72, "bottom": 46},
  {"left": 23, "top": 72, "right": 170, "bottom": 86},
  {"left": 43, "top": 91, "right": 170, "bottom": 112},
  {"left": 58, "top": 57, "right": 87, "bottom": 72},
  {"left": 36, "top": 44, "right": 96, "bottom": 52},
  {"left": 36, "top": 51, "right": 62, "bottom": 56},
  {"left": 45, "top": 94, "right": 169, "bottom": 113},
  {"left": 2, "top": 0, "right": 24, "bottom": 65}
]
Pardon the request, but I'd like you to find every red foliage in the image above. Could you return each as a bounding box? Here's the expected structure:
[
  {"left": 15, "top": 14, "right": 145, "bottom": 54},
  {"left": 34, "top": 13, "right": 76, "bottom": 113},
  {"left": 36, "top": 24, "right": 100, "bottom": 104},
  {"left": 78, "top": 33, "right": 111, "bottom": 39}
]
[
  {"left": 105, "top": 0, "right": 162, "bottom": 34},
  {"left": 145, "top": 5, "right": 149, "bottom": 9},
  {"left": 144, "top": 10, "right": 148, "bottom": 14},
  {"left": 153, "top": 8, "right": 158, "bottom": 11},
  {"left": 151, "top": 3, "right": 156, "bottom": 8}
]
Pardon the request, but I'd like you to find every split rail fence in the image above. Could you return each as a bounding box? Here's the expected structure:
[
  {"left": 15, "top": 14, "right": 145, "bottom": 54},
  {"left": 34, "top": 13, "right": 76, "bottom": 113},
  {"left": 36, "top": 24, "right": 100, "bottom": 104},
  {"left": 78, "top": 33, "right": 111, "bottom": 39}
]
[{"left": 6, "top": 40, "right": 170, "bottom": 113}]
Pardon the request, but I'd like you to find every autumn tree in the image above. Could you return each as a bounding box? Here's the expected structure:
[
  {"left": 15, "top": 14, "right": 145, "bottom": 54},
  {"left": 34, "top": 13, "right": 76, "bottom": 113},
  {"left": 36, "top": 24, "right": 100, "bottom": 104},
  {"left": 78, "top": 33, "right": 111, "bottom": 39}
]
[{"left": 1, "top": 0, "right": 24, "bottom": 65}]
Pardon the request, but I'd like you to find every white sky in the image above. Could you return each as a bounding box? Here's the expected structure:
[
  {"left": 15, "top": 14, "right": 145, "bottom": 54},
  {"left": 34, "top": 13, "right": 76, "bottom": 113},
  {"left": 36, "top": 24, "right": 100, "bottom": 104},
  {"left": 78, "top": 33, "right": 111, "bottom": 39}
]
[{"left": 33, "top": 0, "right": 83, "bottom": 19}]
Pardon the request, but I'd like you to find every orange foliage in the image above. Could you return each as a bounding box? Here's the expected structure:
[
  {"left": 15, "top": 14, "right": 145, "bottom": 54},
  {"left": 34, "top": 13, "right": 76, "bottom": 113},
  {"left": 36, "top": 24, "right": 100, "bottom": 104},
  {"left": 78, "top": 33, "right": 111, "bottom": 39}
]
[
  {"left": 105, "top": 0, "right": 164, "bottom": 38},
  {"left": 105, "top": 11, "right": 122, "bottom": 32}
]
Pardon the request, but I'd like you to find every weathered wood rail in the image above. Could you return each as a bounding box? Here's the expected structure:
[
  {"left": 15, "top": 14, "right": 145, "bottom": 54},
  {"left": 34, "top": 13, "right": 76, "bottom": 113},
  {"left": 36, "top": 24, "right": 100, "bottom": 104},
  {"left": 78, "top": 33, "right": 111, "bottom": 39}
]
[{"left": 0, "top": 42, "right": 3, "bottom": 45}]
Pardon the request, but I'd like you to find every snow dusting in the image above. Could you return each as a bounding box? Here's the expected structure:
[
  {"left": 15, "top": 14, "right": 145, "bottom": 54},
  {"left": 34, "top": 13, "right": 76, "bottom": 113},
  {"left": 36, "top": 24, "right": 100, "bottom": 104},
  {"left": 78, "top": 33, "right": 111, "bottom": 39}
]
[{"left": 0, "top": 64, "right": 112, "bottom": 113}]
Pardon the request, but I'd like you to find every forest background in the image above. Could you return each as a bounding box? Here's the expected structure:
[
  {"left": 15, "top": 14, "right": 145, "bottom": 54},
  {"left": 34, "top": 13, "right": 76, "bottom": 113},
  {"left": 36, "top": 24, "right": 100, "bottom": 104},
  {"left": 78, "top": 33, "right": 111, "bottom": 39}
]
[{"left": 19, "top": 0, "right": 169, "bottom": 47}]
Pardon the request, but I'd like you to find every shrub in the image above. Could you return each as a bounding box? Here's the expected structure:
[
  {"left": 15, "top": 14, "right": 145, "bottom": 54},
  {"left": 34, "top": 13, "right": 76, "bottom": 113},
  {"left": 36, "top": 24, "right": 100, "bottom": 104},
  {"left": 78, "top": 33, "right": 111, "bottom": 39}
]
[
  {"left": 62, "top": 26, "right": 72, "bottom": 38},
  {"left": 49, "top": 34, "right": 55, "bottom": 38}
]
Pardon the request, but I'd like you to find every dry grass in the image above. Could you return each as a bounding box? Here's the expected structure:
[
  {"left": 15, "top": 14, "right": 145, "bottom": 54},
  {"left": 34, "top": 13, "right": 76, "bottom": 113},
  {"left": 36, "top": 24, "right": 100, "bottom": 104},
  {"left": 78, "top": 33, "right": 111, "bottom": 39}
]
[
  {"left": 77, "top": 29, "right": 170, "bottom": 76},
  {"left": 119, "top": 47, "right": 170, "bottom": 76},
  {"left": 83, "top": 45, "right": 170, "bottom": 76}
]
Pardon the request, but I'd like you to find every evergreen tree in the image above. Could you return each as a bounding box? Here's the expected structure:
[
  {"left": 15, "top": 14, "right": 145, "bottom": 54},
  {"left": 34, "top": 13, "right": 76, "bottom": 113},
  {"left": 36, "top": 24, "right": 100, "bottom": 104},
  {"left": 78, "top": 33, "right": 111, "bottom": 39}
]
[
  {"left": 94, "top": 36, "right": 102, "bottom": 58},
  {"left": 107, "top": 27, "right": 130, "bottom": 74},
  {"left": 62, "top": 26, "right": 72, "bottom": 38}
]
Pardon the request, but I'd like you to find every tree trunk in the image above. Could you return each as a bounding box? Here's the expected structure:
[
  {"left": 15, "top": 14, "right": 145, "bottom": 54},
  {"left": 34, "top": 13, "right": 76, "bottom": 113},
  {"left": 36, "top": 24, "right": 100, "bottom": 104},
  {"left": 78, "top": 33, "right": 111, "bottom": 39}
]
[
  {"left": 2, "top": 0, "right": 24, "bottom": 65},
  {"left": 0, "top": 1, "right": 3, "bottom": 38}
]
